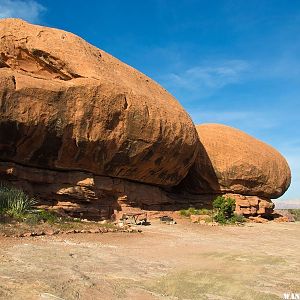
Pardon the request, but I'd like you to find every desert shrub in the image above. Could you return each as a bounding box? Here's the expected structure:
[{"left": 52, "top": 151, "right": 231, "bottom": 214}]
[
  {"left": 288, "top": 209, "right": 300, "bottom": 221},
  {"left": 0, "top": 184, "right": 36, "bottom": 216},
  {"left": 214, "top": 213, "right": 226, "bottom": 224},
  {"left": 24, "top": 209, "right": 61, "bottom": 224},
  {"left": 180, "top": 207, "right": 212, "bottom": 217},
  {"left": 179, "top": 209, "right": 189, "bottom": 217},
  {"left": 213, "top": 196, "right": 236, "bottom": 224},
  {"left": 198, "top": 208, "right": 212, "bottom": 215},
  {"left": 229, "top": 213, "right": 246, "bottom": 224},
  {"left": 180, "top": 208, "right": 195, "bottom": 217}
]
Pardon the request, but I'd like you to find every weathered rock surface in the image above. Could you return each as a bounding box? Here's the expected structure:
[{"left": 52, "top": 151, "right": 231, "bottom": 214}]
[
  {"left": 0, "top": 18, "right": 199, "bottom": 186},
  {"left": 224, "top": 193, "right": 274, "bottom": 216},
  {"left": 180, "top": 123, "right": 291, "bottom": 199},
  {"left": 273, "top": 210, "right": 295, "bottom": 222},
  {"left": 0, "top": 162, "right": 215, "bottom": 219}
]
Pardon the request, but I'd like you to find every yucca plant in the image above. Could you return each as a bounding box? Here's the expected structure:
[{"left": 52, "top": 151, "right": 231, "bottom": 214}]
[{"left": 0, "top": 183, "right": 37, "bottom": 216}]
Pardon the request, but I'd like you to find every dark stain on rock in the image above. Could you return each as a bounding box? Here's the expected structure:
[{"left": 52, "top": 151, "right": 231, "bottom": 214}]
[
  {"left": 30, "top": 127, "right": 62, "bottom": 167},
  {"left": 155, "top": 157, "right": 162, "bottom": 165},
  {"left": 143, "top": 150, "right": 154, "bottom": 161},
  {"left": 0, "top": 120, "right": 21, "bottom": 157},
  {"left": 104, "top": 140, "right": 131, "bottom": 174},
  {"left": 105, "top": 110, "right": 122, "bottom": 131}
]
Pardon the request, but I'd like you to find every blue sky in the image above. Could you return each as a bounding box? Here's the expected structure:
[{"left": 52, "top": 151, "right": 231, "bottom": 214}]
[{"left": 0, "top": 0, "right": 299, "bottom": 203}]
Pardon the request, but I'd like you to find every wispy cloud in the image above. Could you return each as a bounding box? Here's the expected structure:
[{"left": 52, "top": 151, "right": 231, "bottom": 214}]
[
  {"left": 161, "top": 59, "right": 249, "bottom": 95},
  {"left": 0, "top": 0, "right": 46, "bottom": 23}
]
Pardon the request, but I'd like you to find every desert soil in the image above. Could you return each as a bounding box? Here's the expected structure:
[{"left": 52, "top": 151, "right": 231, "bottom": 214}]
[{"left": 0, "top": 220, "right": 299, "bottom": 300}]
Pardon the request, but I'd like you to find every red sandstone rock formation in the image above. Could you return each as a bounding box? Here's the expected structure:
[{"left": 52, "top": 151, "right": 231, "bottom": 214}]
[
  {"left": 179, "top": 123, "right": 291, "bottom": 215},
  {"left": 0, "top": 19, "right": 292, "bottom": 219},
  {"left": 0, "top": 18, "right": 199, "bottom": 187},
  {"left": 181, "top": 123, "right": 291, "bottom": 198}
]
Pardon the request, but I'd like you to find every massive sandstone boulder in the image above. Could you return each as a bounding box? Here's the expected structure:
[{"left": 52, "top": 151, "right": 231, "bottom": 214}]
[
  {"left": 181, "top": 123, "right": 291, "bottom": 199},
  {"left": 0, "top": 18, "right": 199, "bottom": 187}
]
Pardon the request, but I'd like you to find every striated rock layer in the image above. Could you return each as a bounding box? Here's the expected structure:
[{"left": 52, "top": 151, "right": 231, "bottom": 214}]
[
  {"left": 180, "top": 123, "right": 291, "bottom": 199},
  {"left": 0, "top": 18, "right": 199, "bottom": 187},
  {"left": 0, "top": 161, "right": 281, "bottom": 218},
  {"left": 0, "top": 162, "right": 215, "bottom": 219},
  {"left": 223, "top": 194, "right": 274, "bottom": 216}
]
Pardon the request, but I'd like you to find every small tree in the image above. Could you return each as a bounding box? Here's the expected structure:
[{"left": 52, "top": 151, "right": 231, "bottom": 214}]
[{"left": 213, "top": 196, "right": 236, "bottom": 224}]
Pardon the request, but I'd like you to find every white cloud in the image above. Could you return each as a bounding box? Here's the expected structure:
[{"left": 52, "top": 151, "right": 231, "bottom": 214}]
[
  {"left": 0, "top": 0, "right": 45, "bottom": 23},
  {"left": 162, "top": 59, "right": 249, "bottom": 93}
]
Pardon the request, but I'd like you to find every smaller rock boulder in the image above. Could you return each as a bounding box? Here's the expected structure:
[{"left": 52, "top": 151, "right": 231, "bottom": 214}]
[{"left": 180, "top": 123, "right": 291, "bottom": 199}]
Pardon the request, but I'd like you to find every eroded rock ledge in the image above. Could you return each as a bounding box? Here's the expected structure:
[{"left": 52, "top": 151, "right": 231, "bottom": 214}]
[{"left": 0, "top": 161, "right": 274, "bottom": 219}]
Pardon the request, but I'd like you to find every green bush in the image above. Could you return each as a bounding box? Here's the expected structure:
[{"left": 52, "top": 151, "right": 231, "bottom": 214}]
[
  {"left": 213, "top": 196, "right": 236, "bottom": 224},
  {"left": 0, "top": 184, "right": 36, "bottom": 216}
]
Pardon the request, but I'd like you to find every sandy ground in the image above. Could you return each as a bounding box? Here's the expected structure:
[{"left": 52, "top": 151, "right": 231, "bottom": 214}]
[{"left": 0, "top": 220, "right": 299, "bottom": 300}]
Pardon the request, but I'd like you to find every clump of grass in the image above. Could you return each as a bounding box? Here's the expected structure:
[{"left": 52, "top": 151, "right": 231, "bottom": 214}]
[
  {"left": 179, "top": 208, "right": 212, "bottom": 217},
  {"left": 24, "top": 209, "right": 62, "bottom": 225},
  {"left": 288, "top": 209, "right": 300, "bottom": 221},
  {"left": 0, "top": 184, "right": 60, "bottom": 224},
  {"left": 228, "top": 213, "right": 246, "bottom": 224},
  {"left": 0, "top": 184, "right": 37, "bottom": 217}
]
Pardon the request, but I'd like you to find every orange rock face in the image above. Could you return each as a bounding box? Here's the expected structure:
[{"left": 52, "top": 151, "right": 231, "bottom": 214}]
[
  {"left": 0, "top": 161, "right": 215, "bottom": 220},
  {"left": 0, "top": 19, "right": 199, "bottom": 186},
  {"left": 181, "top": 124, "right": 291, "bottom": 199},
  {"left": 225, "top": 193, "right": 274, "bottom": 216}
]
